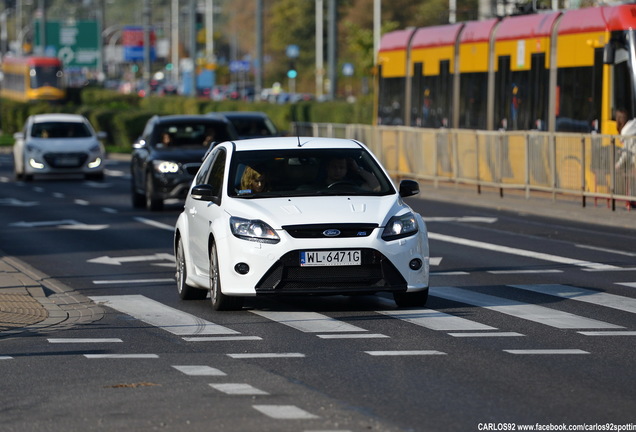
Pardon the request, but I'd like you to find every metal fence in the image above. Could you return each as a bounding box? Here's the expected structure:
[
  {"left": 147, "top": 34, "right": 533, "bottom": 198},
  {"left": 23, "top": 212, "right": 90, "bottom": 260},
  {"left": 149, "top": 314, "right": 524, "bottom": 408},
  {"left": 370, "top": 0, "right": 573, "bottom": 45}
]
[{"left": 294, "top": 122, "right": 636, "bottom": 211}]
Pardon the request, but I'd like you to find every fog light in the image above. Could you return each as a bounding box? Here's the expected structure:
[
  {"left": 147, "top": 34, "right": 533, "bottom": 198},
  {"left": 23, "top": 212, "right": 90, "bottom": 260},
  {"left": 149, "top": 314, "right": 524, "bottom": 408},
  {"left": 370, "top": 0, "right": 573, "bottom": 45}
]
[
  {"left": 234, "top": 262, "right": 250, "bottom": 275},
  {"left": 409, "top": 258, "right": 422, "bottom": 270}
]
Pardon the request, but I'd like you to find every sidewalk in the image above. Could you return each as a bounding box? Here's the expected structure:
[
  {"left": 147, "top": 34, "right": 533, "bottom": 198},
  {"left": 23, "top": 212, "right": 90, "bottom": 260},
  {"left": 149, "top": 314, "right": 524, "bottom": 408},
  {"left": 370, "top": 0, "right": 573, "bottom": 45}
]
[
  {"left": 0, "top": 254, "right": 103, "bottom": 337},
  {"left": 0, "top": 172, "right": 633, "bottom": 336}
]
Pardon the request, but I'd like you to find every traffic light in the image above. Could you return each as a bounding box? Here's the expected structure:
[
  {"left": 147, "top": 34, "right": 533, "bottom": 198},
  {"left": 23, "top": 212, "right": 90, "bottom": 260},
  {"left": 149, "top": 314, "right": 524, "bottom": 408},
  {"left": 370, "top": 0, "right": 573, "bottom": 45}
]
[{"left": 287, "top": 62, "right": 297, "bottom": 79}]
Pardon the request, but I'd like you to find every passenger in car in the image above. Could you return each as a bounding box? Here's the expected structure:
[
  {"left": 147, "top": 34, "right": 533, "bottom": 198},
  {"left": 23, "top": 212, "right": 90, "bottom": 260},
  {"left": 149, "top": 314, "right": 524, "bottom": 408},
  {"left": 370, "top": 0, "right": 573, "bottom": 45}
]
[{"left": 239, "top": 166, "right": 269, "bottom": 194}]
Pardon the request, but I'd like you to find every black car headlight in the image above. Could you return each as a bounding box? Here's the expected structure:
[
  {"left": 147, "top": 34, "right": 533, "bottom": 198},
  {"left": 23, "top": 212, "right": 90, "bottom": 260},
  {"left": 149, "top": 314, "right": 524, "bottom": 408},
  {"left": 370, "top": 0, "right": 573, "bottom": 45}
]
[
  {"left": 230, "top": 216, "right": 280, "bottom": 244},
  {"left": 381, "top": 212, "right": 418, "bottom": 241},
  {"left": 153, "top": 160, "right": 180, "bottom": 174}
]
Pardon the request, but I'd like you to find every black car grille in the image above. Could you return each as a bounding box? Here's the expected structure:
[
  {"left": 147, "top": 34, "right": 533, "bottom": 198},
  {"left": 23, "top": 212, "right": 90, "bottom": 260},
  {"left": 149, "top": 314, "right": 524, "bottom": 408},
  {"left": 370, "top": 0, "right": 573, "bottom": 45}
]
[
  {"left": 282, "top": 223, "right": 378, "bottom": 239},
  {"left": 255, "top": 248, "right": 406, "bottom": 295},
  {"left": 43, "top": 152, "right": 88, "bottom": 168}
]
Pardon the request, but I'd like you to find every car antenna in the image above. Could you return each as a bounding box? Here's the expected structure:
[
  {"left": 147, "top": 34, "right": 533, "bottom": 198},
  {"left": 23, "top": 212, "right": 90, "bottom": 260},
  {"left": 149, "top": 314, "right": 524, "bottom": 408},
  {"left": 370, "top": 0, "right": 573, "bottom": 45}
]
[{"left": 292, "top": 104, "right": 302, "bottom": 147}]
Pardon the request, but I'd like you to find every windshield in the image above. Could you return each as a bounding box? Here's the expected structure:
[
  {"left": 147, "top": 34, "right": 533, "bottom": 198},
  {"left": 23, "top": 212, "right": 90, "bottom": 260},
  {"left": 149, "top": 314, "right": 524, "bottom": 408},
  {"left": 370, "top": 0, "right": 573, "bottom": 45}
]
[
  {"left": 31, "top": 121, "right": 92, "bottom": 138},
  {"left": 228, "top": 148, "right": 395, "bottom": 198},
  {"left": 30, "top": 65, "right": 64, "bottom": 89},
  {"left": 154, "top": 122, "right": 232, "bottom": 148}
]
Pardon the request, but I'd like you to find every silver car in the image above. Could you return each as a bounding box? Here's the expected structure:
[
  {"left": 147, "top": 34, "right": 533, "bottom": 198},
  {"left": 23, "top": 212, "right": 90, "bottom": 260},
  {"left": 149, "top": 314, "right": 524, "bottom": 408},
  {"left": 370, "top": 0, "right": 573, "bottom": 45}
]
[{"left": 13, "top": 113, "right": 106, "bottom": 181}]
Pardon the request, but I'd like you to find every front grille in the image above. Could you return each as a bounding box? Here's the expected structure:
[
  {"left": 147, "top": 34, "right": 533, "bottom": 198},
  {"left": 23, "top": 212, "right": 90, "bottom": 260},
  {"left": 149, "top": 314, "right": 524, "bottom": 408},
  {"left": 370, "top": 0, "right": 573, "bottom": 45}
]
[
  {"left": 283, "top": 223, "right": 378, "bottom": 239},
  {"left": 255, "top": 248, "right": 406, "bottom": 295},
  {"left": 44, "top": 152, "right": 88, "bottom": 169}
]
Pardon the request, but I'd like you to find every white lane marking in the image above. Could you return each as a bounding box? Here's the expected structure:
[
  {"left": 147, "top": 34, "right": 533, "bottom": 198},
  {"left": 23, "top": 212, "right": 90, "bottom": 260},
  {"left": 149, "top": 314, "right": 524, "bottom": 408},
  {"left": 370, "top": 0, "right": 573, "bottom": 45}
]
[
  {"left": 250, "top": 311, "right": 367, "bottom": 333},
  {"left": 428, "top": 232, "right": 619, "bottom": 271},
  {"left": 101, "top": 207, "right": 118, "bottom": 214},
  {"left": 252, "top": 405, "right": 318, "bottom": 420},
  {"left": 583, "top": 267, "right": 636, "bottom": 272},
  {"left": 365, "top": 350, "right": 446, "bottom": 356},
  {"left": 89, "top": 295, "right": 240, "bottom": 336},
  {"left": 424, "top": 217, "right": 497, "bottom": 223},
  {"left": 316, "top": 334, "right": 389, "bottom": 339},
  {"left": 377, "top": 308, "right": 497, "bottom": 331},
  {"left": 488, "top": 269, "right": 563, "bottom": 274},
  {"left": 84, "top": 354, "right": 159, "bottom": 359},
  {"left": 74, "top": 199, "right": 90, "bottom": 206},
  {"left": 575, "top": 244, "right": 636, "bottom": 257},
  {"left": 509, "top": 284, "right": 636, "bottom": 315},
  {"left": 504, "top": 349, "right": 589, "bottom": 355},
  {"left": 578, "top": 331, "right": 636, "bottom": 336},
  {"left": 448, "top": 332, "right": 524, "bottom": 338},
  {"left": 183, "top": 336, "right": 262, "bottom": 342},
  {"left": 135, "top": 217, "right": 174, "bottom": 231},
  {"left": 431, "top": 271, "right": 470, "bottom": 276},
  {"left": 93, "top": 278, "right": 174, "bottom": 285},
  {"left": 431, "top": 287, "right": 623, "bottom": 329},
  {"left": 172, "top": 365, "right": 227, "bottom": 376},
  {"left": 228, "top": 353, "right": 305, "bottom": 359},
  {"left": 48, "top": 338, "right": 122, "bottom": 343},
  {"left": 430, "top": 257, "right": 442, "bottom": 266},
  {"left": 210, "top": 383, "right": 269, "bottom": 395},
  {"left": 617, "top": 282, "right": 636, "bottom": 288},
  {"left": 0, "top": 356, "right": 13, "bottom": 360}
]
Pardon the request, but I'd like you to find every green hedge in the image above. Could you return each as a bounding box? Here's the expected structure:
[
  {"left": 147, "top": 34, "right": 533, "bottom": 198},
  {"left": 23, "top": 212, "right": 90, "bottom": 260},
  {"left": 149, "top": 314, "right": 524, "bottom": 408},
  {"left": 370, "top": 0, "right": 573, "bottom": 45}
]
[{"left": 0, "top": 88, "right": 373, "bottom": 152}]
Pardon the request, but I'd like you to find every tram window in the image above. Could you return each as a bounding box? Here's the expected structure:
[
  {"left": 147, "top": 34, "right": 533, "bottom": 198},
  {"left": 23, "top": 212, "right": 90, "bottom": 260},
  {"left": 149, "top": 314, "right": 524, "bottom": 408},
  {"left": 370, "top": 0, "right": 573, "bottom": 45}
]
[
  {"left": 378, "top": 76, "right": 406, "bottom": 125},
  {"left": 459, "top": 73, "right": 488, "bottom": 129},
  {"left": 613, "top": 48, "right": 633, "bottom": 118}
]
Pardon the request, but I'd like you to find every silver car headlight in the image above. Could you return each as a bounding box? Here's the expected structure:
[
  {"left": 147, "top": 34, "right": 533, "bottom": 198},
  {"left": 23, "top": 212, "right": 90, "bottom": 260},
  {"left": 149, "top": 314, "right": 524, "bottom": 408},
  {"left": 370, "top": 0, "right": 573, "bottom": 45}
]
[
  {"left": 381, "top": 212, "right": 419, "bottom": 241},
  {"left": 153, "top": 160, "right": 180, "bottom": 174},
  {"left": 230, "top": 216, "right": 280, "bottom": 244}
]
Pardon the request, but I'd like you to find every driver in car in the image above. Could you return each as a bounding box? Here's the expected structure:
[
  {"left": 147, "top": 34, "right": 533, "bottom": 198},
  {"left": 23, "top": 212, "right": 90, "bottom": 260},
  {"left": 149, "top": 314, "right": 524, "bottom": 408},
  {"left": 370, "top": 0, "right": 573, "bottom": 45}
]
[{"left": 324, "top": 157, "right": 380, "bottom": 191}]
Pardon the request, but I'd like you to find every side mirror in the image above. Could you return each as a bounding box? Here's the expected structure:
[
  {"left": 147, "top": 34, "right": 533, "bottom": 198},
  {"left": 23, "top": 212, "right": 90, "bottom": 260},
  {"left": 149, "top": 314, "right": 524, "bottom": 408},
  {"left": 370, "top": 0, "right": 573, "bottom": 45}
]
[
  {"left": 399, "top": 179, "right": 420, "bottom": 198},
  {"left": 603, "top": 43, "right": 615, "bottom": 65},
  {"left": 190, "top": 184, "right": 217, "bottom": 202}
]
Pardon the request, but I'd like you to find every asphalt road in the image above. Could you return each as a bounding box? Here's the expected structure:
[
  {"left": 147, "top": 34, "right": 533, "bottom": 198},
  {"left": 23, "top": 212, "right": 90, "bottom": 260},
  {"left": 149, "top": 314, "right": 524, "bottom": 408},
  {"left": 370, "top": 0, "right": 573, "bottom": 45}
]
[{"left": 0, "top": 152, "right": 635, "bottom": 432}]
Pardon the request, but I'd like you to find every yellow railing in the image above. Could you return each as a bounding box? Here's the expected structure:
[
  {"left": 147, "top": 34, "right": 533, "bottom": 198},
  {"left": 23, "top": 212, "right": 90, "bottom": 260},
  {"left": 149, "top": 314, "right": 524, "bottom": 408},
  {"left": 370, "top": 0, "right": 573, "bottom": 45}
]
[{"left": 294, "top": 123, "right": 635, "bottom": 211}]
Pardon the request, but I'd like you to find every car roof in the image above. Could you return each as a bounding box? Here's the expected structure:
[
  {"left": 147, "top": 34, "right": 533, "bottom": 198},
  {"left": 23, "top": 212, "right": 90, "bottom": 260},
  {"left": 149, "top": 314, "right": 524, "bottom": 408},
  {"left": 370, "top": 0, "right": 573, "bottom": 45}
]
[
  {"left": 217, "top": 111, "right": 270, "bottom": 119},
  {"left": 154, "top": 114, "right": 230, "bottom": 124},
  {"left": 31, "top": 113, "right": 87, "bottom": 123},
  {"left": 227, "top": 136, "right": 364, "bottom": 152}
]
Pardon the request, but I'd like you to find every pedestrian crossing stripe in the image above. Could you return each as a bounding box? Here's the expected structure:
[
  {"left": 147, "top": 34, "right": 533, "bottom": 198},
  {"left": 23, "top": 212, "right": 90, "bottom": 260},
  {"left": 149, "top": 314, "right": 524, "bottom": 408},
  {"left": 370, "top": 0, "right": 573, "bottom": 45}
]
[{"left": 431, "top": 286, "right": 624, "bottom": 329}]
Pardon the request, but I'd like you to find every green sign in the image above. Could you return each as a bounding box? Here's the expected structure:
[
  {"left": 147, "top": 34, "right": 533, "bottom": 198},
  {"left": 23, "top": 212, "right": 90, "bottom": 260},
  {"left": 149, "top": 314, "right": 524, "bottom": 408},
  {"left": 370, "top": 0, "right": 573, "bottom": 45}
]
[{"left": 34, "top": 21, "right": 100, "bottom": 68}]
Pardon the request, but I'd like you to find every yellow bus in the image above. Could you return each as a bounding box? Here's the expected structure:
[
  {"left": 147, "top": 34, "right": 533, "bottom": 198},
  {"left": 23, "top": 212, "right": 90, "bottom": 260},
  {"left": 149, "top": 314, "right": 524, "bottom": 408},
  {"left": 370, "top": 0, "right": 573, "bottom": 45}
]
[{"left": 1, "top": 56, "right": 66, "bottom": 102}]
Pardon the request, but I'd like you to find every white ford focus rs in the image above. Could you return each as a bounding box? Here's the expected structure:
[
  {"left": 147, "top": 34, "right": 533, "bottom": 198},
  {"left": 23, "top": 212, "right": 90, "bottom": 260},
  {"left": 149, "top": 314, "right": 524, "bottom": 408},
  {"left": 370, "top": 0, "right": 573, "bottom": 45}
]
[{"left": 174, "top": 137, "right": 429, "bottom": 310}]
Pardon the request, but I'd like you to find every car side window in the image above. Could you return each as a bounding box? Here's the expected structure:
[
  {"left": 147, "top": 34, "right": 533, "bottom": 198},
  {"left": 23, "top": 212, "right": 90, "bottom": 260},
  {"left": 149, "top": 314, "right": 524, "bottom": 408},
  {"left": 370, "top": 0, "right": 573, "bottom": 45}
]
[{"left": 207, "top": 150, "right": 226, "bottom": 197}]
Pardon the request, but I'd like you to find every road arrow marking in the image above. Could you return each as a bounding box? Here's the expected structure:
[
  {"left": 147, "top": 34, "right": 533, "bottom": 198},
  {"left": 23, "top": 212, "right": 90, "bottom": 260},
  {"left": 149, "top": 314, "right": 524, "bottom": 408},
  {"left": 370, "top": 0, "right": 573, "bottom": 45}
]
[
  {"left": 88, "top": 253, "right": 175, "bottom": 266},
  {"left": 10, "top": 219, "right": 79, "bottom": 228},
  {"left": 0, "top": 198, "right": 39, "bottom": 207}
]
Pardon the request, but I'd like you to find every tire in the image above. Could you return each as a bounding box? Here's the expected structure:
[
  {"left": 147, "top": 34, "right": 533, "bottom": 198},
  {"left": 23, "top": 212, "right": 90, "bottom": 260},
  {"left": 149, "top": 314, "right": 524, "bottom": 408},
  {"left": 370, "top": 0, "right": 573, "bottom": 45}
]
[
  {"left": 209, "top": 241, "right": 244, "bottom": 311},
  {"left": 393, "top": 289, "right": 429, "bottom": 308},
  {"left": 145, "top": 172, "right": 163, "bottom": 211},
  {"left": 176, "top": 238, "right": 207, "bottom": 300}
]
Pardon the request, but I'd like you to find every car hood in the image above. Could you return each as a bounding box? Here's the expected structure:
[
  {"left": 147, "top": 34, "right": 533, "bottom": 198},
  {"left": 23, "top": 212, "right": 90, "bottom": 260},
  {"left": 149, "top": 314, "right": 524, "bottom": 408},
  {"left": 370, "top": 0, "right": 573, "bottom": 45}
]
[
  {"left": 226, "top": 195, "right": 409, "bottom": 228},
  {"left": 152, "top": 148, "right": 207, "bottom": 163},
  {"left": 27, "top": 137, "right": 101, "bottom": 152}
]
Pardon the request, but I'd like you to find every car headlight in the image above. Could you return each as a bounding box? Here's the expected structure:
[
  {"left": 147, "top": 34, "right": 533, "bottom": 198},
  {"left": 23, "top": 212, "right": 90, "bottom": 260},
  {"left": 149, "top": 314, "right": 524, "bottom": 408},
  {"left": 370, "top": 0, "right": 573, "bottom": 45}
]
[
  {"left": 153, "top": 160, "right": 180, "bottom": 174},
  {"left": 230, "top": 216, "right": 280, "bottom": 244},
  {"left": 381, "top": 212, "right": 418, "bottom": 241}
]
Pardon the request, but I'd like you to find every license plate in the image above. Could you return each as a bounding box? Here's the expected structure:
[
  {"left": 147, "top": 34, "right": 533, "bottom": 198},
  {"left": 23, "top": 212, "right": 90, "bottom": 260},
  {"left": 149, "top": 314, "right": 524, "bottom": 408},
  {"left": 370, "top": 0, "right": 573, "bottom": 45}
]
[
  {"left": 300, "top": 250, "right": 361, "bottom": 267},
  {"left": 55, "top": 157, "right": 79, "bottom": 166}
]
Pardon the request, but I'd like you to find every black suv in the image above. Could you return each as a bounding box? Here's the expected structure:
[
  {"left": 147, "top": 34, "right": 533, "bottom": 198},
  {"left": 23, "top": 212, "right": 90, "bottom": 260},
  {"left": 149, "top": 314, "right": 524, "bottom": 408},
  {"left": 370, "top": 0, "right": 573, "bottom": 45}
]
[
  {"left": 216, "top": 111, "right": 281, "bottom": 139},
  {"left": 131, "top": 114, "right": 237, "bottom": 211}
]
